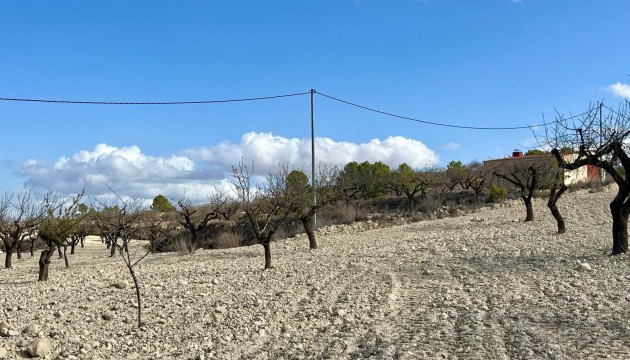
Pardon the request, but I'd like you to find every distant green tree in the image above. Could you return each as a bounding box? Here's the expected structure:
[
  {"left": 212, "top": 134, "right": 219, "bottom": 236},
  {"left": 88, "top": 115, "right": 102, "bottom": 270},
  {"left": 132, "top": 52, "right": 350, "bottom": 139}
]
[
  {"left": 78, "top": 203, "right": 89, "bottom": 215},
  {"left": 388, "top": 164, "right": 437, "bottom": 212},
  {"left": 286, "top": 166, "right": 342, "bottom": 249},
  {"left": 444, "top": 160, "right": 466, "bottom": 191},
  {"left": 151, "top": 195, "right": 174, "bottom": 212},
  {"left": 337, "top": 161, "right": 391, "bottom": 199},
  {"left": 525, "top": 149, "right": 547, "bottom": 156}
]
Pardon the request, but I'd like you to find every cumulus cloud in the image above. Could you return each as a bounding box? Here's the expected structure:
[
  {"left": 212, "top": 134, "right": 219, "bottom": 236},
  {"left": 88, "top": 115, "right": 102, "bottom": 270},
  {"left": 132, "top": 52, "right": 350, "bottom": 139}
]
[
  {"left": 608, "top": 82, "right": 630, "bottom": 99},
  {"left": 18, "top": 144, "right": 225, "bottom": 201},
  {"left": 18, "top": 133, "right": 439, "bottom": 201},
  {"left": 185, "top": 132, "right": 439, "bottom": 175}
]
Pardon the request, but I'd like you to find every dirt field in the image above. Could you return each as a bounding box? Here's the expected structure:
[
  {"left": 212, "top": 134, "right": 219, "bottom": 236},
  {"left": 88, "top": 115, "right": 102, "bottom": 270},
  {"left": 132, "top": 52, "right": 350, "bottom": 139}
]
[{"left": 1, "top": 186, "right": 630, "bottom": 359}]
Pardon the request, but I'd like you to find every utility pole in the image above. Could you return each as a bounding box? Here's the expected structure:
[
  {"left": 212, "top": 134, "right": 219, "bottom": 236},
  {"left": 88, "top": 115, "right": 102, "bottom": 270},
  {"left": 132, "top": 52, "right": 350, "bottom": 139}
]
[
  {"left": 600, "top": 101, "right": 606, "bottom": 184},
  {"left": 310, "top": 89, "right": 317, "bottom": 229}
]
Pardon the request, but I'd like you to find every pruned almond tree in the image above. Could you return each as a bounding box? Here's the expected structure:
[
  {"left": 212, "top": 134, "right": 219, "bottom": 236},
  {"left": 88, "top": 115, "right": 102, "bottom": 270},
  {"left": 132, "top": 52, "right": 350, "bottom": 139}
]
[
  {"left": 208, "top": 189, "right": 238, "bottom": 221},
  {"left": 545, "top": 101, "right": 630, "bottom": 254},
  {"left": 387, "top": 164, "right": 440, "bottom": 213},
  {"left": 443, "top": 160, "right": 485, "bottom": 201},
  {"left": 0, "top": 186, "right": 54, "bottom": 269},
  {"left": 91, "top": 191, "right": 150, "bottom": 327},
  {"left": 492, "top": 158, "right": 561, "bottom": 222},
  {"left": 232, "top": 162, "right": 299, "bottom": 269},
  {"left": 175, "top": 197, "right": 219, "bottom": 253},
  {"left": 38, "top": 191, "right": 85, "bottom": 279}
]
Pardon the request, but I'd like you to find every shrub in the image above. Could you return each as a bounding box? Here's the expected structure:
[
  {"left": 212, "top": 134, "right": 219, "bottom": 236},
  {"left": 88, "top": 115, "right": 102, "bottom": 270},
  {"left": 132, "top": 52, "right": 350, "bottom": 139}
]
[
  {"left": 318, "top": 204, "right": 358, "bottom": 225},
  {"left": 212, "top": 231, "right": 244, "bottom": 249},
  {"left": 416, "top": 195, "right": 442, "bottom": 214},
  {"left": 487, "top": 185, "right": 507, "bottom": 203}
]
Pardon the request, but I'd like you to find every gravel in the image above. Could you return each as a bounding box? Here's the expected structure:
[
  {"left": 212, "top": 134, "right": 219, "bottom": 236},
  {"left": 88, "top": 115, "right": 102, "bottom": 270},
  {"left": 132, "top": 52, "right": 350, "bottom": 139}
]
[{"left": 1, "top": 186, "right": 630, "bottom": 359}]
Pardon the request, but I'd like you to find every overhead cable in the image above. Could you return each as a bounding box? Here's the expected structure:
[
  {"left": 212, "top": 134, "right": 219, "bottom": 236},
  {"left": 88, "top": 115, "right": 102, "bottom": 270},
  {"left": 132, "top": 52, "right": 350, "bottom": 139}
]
[
  {"left": 316, "top": 91, "right": 584, "bottom": 131},
  {"left": 0, "top": 91, "right": 310, "bottom": 105}
]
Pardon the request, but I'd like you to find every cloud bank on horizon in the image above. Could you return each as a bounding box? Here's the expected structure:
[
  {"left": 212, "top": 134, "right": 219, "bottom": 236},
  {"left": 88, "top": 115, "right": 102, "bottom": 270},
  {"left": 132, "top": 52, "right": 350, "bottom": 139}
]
[{"left": 18, "top": 132, "right": 439, "bottom": 202}]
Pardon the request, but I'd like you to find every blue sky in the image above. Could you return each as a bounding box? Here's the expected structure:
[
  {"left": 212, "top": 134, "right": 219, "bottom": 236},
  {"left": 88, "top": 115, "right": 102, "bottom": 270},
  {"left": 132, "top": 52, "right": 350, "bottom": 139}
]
[{"left": 1, "top": 1, "right": 629, "bottom": 201}]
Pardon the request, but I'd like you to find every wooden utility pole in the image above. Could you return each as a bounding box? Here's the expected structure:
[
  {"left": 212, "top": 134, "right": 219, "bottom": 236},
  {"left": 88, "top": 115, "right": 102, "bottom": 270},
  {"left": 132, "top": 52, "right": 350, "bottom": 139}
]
[
  {"left": 600, "top": 101, "right": 606, "bottom": 184},
  {"left": 310, "top": 89, "right": 317, "bottom": 229}
]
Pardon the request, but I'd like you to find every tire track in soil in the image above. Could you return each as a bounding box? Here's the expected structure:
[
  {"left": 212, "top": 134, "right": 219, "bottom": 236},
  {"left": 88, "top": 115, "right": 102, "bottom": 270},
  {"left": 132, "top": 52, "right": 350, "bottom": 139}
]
[
  {"left": 238, "top": 262, "right": 380, "bottom": 359},
  {"left": 376, "top": 260, "right": 460, "bottom": 359}
]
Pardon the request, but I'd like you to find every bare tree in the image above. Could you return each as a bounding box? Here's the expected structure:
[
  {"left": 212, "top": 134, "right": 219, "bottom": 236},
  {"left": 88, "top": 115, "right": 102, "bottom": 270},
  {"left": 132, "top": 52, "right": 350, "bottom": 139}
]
[
  {"left": 547, "top": 182, "right": 569, "bottom": 234},
  {"left": 443, "top": 160, "right": 485, "bottom": 201},
  {"left": 176, "top": 198, "right": 219, "bottom": 253},
  {"left": 0, "top": 186, "right": 53, "bottom": 269},
  {"left": 208, "top": 189, "right": 238, "bottom": 221},
  {"left": 545, "top": 101, "right": 630, "bottom": 254},
  {"left": 492, "top": 157, "right": 562, "bottom": 221},
  {"left": 38, "top": 191, "right": 84, "bottom": 279},
  {"left": 232, "top": 162, "right": 298, "bottom": 269},
  {"left": 91, "top": 192, "right": 150, "bottom": 327},
  {"left": 460, "top": 161, "right": 486, "bottom": 202},
  {"left": 144, "top": 210, "right": 179, "bottom": 252},
  {"left": 93, "top": 205, "right": 123, "bottom": 257},
  {"left": 68, "top": 219, "right": 92, "bottom": 255}
]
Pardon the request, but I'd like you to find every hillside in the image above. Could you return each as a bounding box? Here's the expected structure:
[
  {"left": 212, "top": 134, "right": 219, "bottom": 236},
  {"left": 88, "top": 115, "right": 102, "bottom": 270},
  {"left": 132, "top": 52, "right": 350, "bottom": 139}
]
[{"left": 1, "top": 186, "right": 629, "bottom": 359}]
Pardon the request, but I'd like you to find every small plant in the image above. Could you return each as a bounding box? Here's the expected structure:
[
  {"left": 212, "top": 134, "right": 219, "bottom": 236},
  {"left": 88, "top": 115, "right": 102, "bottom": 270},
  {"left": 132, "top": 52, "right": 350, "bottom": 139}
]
[
  {"left": 212, "top": 231, "right": 243, "bottom": 249},
  {"left": 487, "top": 185, "right": 507, "bottom": 203}
]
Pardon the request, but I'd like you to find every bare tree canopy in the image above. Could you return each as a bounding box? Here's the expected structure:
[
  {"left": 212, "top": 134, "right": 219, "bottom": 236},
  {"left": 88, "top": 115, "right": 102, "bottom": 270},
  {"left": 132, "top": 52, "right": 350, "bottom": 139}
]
[
  {"left": 232, "top": 162, "right": 300, "bottom": 269},
  {"left": 0, "top": 186, "right": 56, "bottom": 269},
  {"left": 544, "top": 101, "right": 630, "bottom": 254}
]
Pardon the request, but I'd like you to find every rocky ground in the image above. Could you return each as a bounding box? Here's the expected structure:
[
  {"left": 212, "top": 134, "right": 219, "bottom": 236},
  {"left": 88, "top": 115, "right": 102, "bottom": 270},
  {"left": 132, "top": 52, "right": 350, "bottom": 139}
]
[{"left": 2, "top": 186, "right": 630, "bottom": 359}]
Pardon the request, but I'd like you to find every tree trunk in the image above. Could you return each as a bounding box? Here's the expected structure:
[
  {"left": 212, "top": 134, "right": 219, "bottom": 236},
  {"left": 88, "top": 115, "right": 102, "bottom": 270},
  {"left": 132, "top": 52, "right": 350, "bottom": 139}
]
[
  {"left": 16, "top": 246, "right": 22, "bottom": 260},
  {"left": 610, "top": 201, "right": 629, "bottom": 255},
  {"left": 70, "top": 241, "right": 76, "bottom": 255},
  {"left": 406, "top": 195, "right": 416, "bottom": 213},
  {"left": 300, "top": 217, "right": 318, "bottom": 250},
  {"left": 523, "top": 196, "right": 534, "bottom": 222},
  {"left": 110, "top": 240, "right": 116, "bottom": 257},
  {"left": 4, "top": 248, "right": 13, "bottom": 269},
  {"left": 63, "top": 246, "right": 69, "bottom": 268},
  {"left": 128, "top": 264, "right": 143, "bottom": 328},
  {"left": 474, "top": 187, "right": 482, "bottom": 203},
  {"left": 57, "top": 245, "right": 62, "bottom": 259},
  {"left": 548, "top": 202, "right": 566, "bottom": 234},
  {"left": 189, "top": 231, "right": 197, "bottom": 254},
  {"left": 262, "top": 241, "right": 272, "bottom": 269},
  {"left": 38, "top": 249, "right": 53, "bottom": 281},
  {"left": 547, "top": 184, "right": 567, "bottom": 234},
  {"left": 81, "top": 238, "right": 85, "bottom": 248},
  {"left": 30, "top": 239, "right": 35, "bottom": 257}
]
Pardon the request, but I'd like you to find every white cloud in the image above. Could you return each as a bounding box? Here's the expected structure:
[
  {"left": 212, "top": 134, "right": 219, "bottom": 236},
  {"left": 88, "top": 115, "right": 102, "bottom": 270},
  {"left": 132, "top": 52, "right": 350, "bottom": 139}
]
[
  {"left": 443, "top": 142, "right": 461, "bottom": 151},
  {"left": 607, "top": 82, "right": 630, "bottom": 99},
  {"left": 185, "top": 132, "right": 439, "bottom": 175},
  {"left": 18, "top": 144, "right": 221, "bottom": 202},
  {"left": 18, "top": 133, "right": 439, "bottom": 202}
]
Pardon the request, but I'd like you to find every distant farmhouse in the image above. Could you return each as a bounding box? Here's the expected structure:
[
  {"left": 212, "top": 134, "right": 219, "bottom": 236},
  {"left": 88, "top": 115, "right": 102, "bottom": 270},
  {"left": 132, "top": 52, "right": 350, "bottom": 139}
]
[{"left": 483, "top": 149, "right": 601, "bottom": 188}]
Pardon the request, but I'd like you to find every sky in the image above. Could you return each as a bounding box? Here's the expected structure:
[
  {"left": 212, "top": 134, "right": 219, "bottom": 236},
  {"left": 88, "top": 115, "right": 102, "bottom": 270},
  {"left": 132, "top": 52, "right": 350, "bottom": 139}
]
[{"left": 1, "top": 0, "right": 629, "bottom": 202}]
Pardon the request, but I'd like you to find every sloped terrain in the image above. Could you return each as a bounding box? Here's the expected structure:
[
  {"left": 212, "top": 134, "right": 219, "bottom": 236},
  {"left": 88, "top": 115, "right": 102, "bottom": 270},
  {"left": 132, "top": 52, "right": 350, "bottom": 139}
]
[{"left": 1, "top": 186, "right": 630, "bottom": 359}]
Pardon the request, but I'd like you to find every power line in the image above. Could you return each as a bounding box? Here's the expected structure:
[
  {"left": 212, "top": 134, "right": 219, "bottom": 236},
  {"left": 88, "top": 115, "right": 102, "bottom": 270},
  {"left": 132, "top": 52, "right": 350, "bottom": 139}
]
[
  {"left": 316, "top": 91, "right": 576, "bottom": 131},
  {"left": 0, "top": 91, "right": 311, "bottom": 105},
  {"left": 0, "top": 89, "right": 598, "bottom": 130}
]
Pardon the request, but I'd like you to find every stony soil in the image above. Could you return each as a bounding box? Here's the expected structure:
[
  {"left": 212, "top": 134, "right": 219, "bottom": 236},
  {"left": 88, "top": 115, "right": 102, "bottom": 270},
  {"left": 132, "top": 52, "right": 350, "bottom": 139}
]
[{"left": 2, "top": 187, "right": 630, "bottom": 359}]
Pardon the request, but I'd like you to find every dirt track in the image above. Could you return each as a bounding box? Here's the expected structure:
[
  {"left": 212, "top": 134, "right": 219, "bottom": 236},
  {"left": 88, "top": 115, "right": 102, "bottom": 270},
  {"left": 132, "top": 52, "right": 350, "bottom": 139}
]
[{"left": 1, "top": 186, "right": 630, "bottom": 359}]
